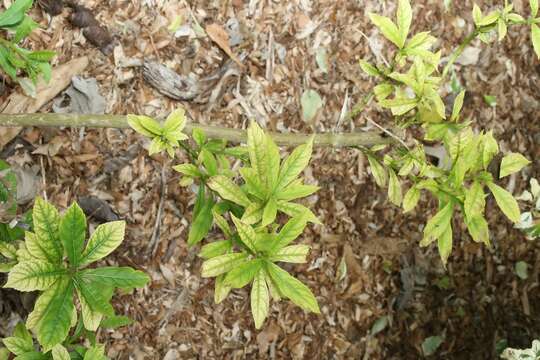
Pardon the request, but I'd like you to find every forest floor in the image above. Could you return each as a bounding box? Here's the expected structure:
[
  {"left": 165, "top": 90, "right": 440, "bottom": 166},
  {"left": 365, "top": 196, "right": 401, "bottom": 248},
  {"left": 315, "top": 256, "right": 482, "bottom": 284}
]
[{"left": 1, "top": 0, "right": 540, "bottom": 359}]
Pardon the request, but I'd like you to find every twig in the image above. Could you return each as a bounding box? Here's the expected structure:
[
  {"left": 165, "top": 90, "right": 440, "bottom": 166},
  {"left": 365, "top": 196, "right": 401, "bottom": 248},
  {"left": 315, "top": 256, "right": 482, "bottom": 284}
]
[
  {"left": 0, "top": 113, "right": 394, "bottom": 148},
  {"left": 147, "top": 165, "right": 167, "bottom": 257},
  {"left": 366, "top": 116, "right": 409, "bottom": 150}
]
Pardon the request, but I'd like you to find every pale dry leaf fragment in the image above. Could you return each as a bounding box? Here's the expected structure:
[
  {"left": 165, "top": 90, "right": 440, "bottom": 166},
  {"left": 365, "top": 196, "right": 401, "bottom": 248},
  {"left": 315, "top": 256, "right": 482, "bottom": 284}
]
[
  {"left": 301, "top": 89, "right": 323, "bottom": 123},
  {"left": 454, "top": 46, "right": 481, "bottom": 66},
  {"left": 206, "top": 23, "right": 244, "bottom": 68}
]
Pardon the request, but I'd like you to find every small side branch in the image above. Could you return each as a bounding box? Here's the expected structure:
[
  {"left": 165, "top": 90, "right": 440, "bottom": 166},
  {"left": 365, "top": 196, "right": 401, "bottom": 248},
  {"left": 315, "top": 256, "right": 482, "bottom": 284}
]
[{"left": 0, "top": 113, "right": 394, "bottom": 147}]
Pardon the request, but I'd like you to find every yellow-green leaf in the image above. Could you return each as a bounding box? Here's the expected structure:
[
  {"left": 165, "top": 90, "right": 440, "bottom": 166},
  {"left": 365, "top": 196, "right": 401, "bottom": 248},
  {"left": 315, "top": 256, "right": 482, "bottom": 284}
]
[
  {"left": 79, "top": 267, "right": 150, "bottom": 289},
  {"left": 487, "top": 182, "right": 521, "bottom": 222},
  {"left": 241, "top": 202, "right": 264, "bottom": 225},
  {"left": 369, "top": 13, "right": 402, "bottom": 48},
  {"left": 482, "top": 131, "right": 499, "bottom": 168},
  {"left": 32, "top": 197, "right": 62, "bottom": 263},
  {"left": 214, "top": 274, "right": 232, "bottom": 304},
  {"left": 388, "top": 169, "right": 402, "bottom": 206},
  {"left": 2, "top": 336, "right": 33, "bottom": 355},
  {"left": 251, "top": 269, "right": 269, "bottom": 329},
  {"left": 266, "top": 263, "right": 319, "bottom": 313},
  {"left": 199, "top": 240, "right": 232, "bottom": 259},
  {"left": 231, "top": 215, "right": 258, "bottom": 252},
  {"left": 532, "top": 24, "right": 540, "bottom": 60},
  {"left": 359, "top": 59, "right": 380, "bottom": 77},
  {"left": 240, "top": 168, "right": 266, "bottom": 200},
  {"left": 76, "top": 288, "right": 102, "bottom": 331},
  {"left": 464, "top": 181, "right": 486, "bottom": 219},
  {"left": 79, "top": 221, "right": 126, "bottom": 266},
  {"left": 421, "top": 202, "right": 453, "bottom": 247},
  {"left": 223, "top": 259, "right": 262, "bottom": 288},
  {"left": 451, "top": 90, "right": 465, "bottom": 121},
  {"left": 247, "top": 121, "right": 269, "bottom": 191},
  {"left": 466, "top": 215, "right": 490, "bottom": 245},
  {"left": 277, "top": 201, "right": 321, "bottom": 225},
  {"left": 532, "top": 0, "right": 539, "bottom": 17},
  {"left": 4, "top": 260, "right": 65, "bottom": 291},
  {"left": 201, "top": 253, "right": 248, "bottom": 277},
  {"left": 208, "top": 175, "right": 251, "bottom": 207},
  {"left": 403, "top": 186, "right": 420, "bottom": 213},
  {"left": 437, "top": 223, "right": 453, "bottom": 266},
  {"left": 498, "top": 18, "right": 507, "bottom": 41},
  {"left": 367, "top": 155, "right": 387, "bottom": 188},
  {"left": 188, "top": 194, "right": 214, "bottom": 246},
  {"left": 59, "top": 202, "right": 86, "bottom": 267},
  {"left": 127, "top": 115, "right": 159, "bottom": 138},
  {"left": 172, "top": 163, "right": 201, "bottom": 178},
  {"left": 276, "top": 137, "right": 313, "bottom": 191},
  {"left": 397, "top": 0, "right": 412, "bottom": 44},
  {"left": 277, "top": 181, "right": 319, "bottom": 201},
  {"left": 269, "top": 244, "right": 310, "bottom": 263},
  {"left": 35, "top": 277, "right": 75, "bottom": 351},
  {"left": 261, "top": 198, "right": 278, "bottom": 227},
  {"left": 163, "top": 108, "right": 186, "bottom": 134},
  {"left": 52, "top": 344, "right": 71, "bottom": 360},
  {"left": 270, "top": 215, "right": 308, "bottom": 252},
  {"left": 499, "top": 152, "right": 531, "bottom": 178}
]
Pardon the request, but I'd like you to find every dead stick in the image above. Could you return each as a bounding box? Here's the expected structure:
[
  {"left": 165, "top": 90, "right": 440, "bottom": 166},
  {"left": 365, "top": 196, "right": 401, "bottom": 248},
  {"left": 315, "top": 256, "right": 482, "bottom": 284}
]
[{"left": 0, "top": 113, "right": 393, "bottom": 147}]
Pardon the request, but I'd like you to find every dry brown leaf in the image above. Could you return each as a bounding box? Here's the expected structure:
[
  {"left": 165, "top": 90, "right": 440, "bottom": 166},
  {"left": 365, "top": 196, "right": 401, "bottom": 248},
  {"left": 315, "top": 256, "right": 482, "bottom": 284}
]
[{"left": 205, "top": 23, "right": 244, "bottom": 69}]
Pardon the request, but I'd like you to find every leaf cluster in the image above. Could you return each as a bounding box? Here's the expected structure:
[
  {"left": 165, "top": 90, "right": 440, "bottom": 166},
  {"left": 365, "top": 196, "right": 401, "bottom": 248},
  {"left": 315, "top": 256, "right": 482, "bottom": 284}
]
[
  {"left": 130, "top": 115, "right": 321, "bottom": 328},
  {"left": 0, "top": 0, "right": 55, "bottom": 91},
  {"left": 1, "top": 198, "right": 150, "bottom": 352},
  {"left": 361, "top": 0, "right": 532, "bottom": 265},
  {"left": 515, "top": 178, "right": 540, "bottom": 239}
]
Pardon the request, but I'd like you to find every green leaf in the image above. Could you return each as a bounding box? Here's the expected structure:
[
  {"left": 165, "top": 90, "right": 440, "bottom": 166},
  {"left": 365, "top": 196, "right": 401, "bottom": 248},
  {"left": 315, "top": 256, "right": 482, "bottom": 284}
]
[
  {"left": 59, "top": 202, "right": 86, "bottom": 267},
  {"left": 74, "top": 276, "right": 114, "bottom": 316},
  {"left": 367, "top": 155, "right": 387, "bottom": 188},
  {"left": 387, "top": 169, "right": 402, "bottom": 206},
  {"left": 301, "top": 90, "right": 323, "bottom": 123},
  {"left": 32, "top": 197, "right": 63, "bottom": 264},
  {"left": 397, "top": 0, "right": 412, "bottom": 44},
  {"left": 208, "top": 175, "right": 251, "bottom": 207},
  {"left": 466, "top": 215, "right": 490, "bottom": 245},
  {"left": 100, "top": 315, "right": 134, "bottom": 329},
  {"left": 127, "top": 115, "right": 161, "bottom": 138},
  {"left": 4, "top": 260, "right": 65, "bottom": 291},
  {"left": 261, "top": 198, "right": 278, "bottom": 227},
  {"left": 0, "top": 0, "right": 33, "bottom": 27},
  {"left": 421, "top": 202, "right": 454, "bottom": 247},
  {"left": 163, "top": 108, "right": 186, "bottom": 134},
  {"left": 498, "top": 18, "right": 507, "bottom": 41},
  {"left": 270, "top": 215, "right": 308, "bottom": 252},
  {"left": 247, "top": 121, "right": 269, "bottom": 191},
  {"left": 368, "top": 13, "right": 402, "bottom": 48},
  {"left": 12, "top": 323, "right": 32, "bottom": 344},
  {"left": 51, "top": 344, "right": 71, "bottom": 360},
  {"left": 437, "top": 222, "right": 453, "bottom": 266},
  {"left": 532, "top": 0, "right": 539, "bottom": 17},
  {"left": 422, "top": 335, "right": 444, "bottom": 356},
  {"left": 0, "top": 241, "right": 17, "bottom": 259},
  {"left": 268, "top": 244, "right": 310, "bottom": 263},
  {"left": 223, "top": 259, "right": 262, "bottom": 288},
  {"left": 477, "top": 11, "right": 499, "bottom": 26},
  {"left": 251, "top": 269, "right": 269, "bottom": 329},
  {"left": 464, "top": 181, "right": 486, "bottom": 219},
  {"left": 276, "top": 137, "right": 313, "bottom": 191},
  {"left": 240, "top": 201, "right": 264, "bottom": 225},
  {"left": 27, "top": 50, "right": 56, "bottom": 62},
  {"left": 403, "top": 186, "right": 420, "bottom": 213},
  {"left": 34, "top": 277, "right": 75, "bottom": 351},
  {"left": 277, "top": 201, "right": 321, "bottom": 225},
  {"left": 451, "top": 90, "right": 465, "bottom": 121},
  {"left": 79, "top": 267, "right": 149, "bottom": 289},
  {"left": 83, "top": 346, "right": 106, "bottom": 360},
  {"left": 0, "top": 348, "right": 8, "bottom": 360},
  {"left": 231, "top": 215, "right": 258, "bottom": 252},
  {"left": 499, "top": 153, "right": 531, "bottom": 178},
  {"left": 359, "top": 59, "right": 380, "bottom": 77},
  {"left": 487, "top": 182, "right": 521, "bottom": 222},
  {"left": 515, "top": 261, "right": 528, "bottom": 280},
  {"left": 201, "top": 253, "right": 248, "bottom": 277},
  {"left": 79, "top": 221, "right": 125, "bottom": 266},
  {"left": 199, "top": 240, "right": 232, "bottom": 259},
  {"left": 240, "top": 168, "right": 266, "bottom": 200},
  {"left": 531, "top": 24, "right": 540, "bottom": 59},
  {"left": 370, "top": 316, "right": 389, "bottom": 335},
  {"left": 200, "top": 148, "right": 218, "bottom": 176},
  {"left": 265, "top": 262, "right": 319, "bottom": 313},
  {"left": 277, "top": 182, "right": 319, "bottom": 201},
  {"left": 172, "top": 164, "right": 201, "bottom": 178},
  {"left": 2, "top": 336, "right": 33, "bottom": 355},
  {"left": 482, "top": 131, "right": 499, "bottom": 168},
  {"left": 188, "top": 194, "right": 215, "bottom": 246},
  {"left": 77, "top": 288, "right": 103, "bottom": 331},
  {"left": 214, "top": 274, "right": 232, "bottom": 304}
]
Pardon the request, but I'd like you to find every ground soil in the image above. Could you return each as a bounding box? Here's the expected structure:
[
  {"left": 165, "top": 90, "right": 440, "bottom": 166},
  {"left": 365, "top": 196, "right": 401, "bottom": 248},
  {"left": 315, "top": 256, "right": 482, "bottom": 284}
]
[{"left": 1, "top": 0, "right": 540, "bottom": 359}]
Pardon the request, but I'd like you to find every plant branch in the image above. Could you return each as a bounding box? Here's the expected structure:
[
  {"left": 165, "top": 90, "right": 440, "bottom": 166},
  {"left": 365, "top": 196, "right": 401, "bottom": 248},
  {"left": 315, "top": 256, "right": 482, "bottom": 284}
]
[
  {"left": 0, "top": 113, "right": 394, "bottom": 148},
  {"left": 442, "top": 29, "right": 479, "bottom": 79}
]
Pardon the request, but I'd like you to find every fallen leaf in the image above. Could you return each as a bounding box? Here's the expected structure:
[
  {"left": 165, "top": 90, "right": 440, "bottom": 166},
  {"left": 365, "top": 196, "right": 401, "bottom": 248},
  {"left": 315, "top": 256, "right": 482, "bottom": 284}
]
[
  {"left": 301, "top": 89, "right": 323, "bottom": 123},
  {"left": 206, "top": 23, "right": 244, "bottom": 68}
]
